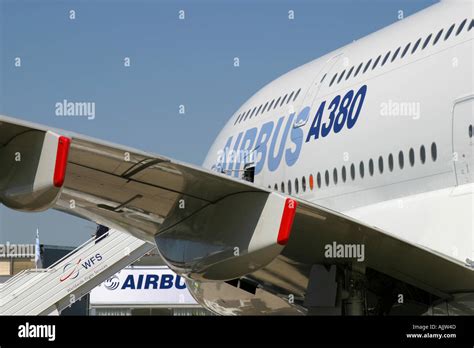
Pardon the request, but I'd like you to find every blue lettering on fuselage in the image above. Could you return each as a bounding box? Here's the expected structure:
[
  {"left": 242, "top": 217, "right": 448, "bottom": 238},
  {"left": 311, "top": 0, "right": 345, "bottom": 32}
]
[
  {"left": 234, "top": 127, "right": 258, "bottom": 177},
  {"left": 253, "top": 121, "right": 274, "bottom": 174},
  {"left": 268, "top": 113, "right": 294, "bottom": 172},
  {"left": 285, "top": 106, "right": 309, "bottom": 167},
  {"left": 215, "top": 85, "right": 368, "bottom": 175}
]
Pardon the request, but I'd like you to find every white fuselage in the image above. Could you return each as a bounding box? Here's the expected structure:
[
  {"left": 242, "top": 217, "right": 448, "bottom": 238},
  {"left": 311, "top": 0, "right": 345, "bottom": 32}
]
[{"left": 203, "top": 1, "right": 474, "bottom": 264}]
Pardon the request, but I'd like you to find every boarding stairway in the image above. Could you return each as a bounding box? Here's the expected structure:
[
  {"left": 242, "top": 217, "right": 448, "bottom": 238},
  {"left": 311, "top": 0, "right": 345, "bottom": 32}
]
[{"left": 0, "top": 229, "right": 155, "bottom": 315}]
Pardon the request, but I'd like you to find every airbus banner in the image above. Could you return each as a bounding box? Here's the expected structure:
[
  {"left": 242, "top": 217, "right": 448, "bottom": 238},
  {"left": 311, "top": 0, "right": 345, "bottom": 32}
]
[{"left": 90, "top": 266, "right": 198, "bottom": 306}]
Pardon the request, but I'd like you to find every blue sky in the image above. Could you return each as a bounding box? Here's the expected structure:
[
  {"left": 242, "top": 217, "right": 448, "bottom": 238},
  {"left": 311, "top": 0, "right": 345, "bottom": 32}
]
[{"left": 0, "top": 0, "right": 437, "bottom": 246}]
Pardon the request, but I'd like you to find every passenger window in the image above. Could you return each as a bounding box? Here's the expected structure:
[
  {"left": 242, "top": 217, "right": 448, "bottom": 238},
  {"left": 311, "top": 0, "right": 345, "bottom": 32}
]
[
  {"left": 295, "top": 178, "right": 299, "bottom": 194},
  {"left": 293, "top": 88, "right": 301, "bottom": 101},
  {"left": 372, "top": 55, "right": 382, "bottom": 70},
  {"left": 363, "top": 59, "right": 372, "bottom": 73},
  {"left": 350, "top": 163, "right": 356, "bottom": 180},
  {"left": 456, "top": 19, "right": 467, "bottom": 35},
  {"left": 337, "top": 70, "right": 346, "bottom": 83},
  {"left": 445, "top": 24, "right": 455, "bottom": 40},
  {"left": 469, "top": 19, "right": 474, "bottom": 31},
  {"left": 263, "top": 101, "right": 269, "bottom": 113},
  {"left": 342, "top": 165, "right": 347, "bottom": 182},
  {"left": 234, "top": 113, "right": 241, "bottom": 125},
  {"left": 346, "top": 66, "right": 354, "bottom": 80},
  {"left": 369, "top": 159, "right": 374, "bottom": 176},
  {"left": 409, "top": 148, "right": 415, "bottom": 166},
  {"left": 391, "top": 47, "right": 401, "bottom": 62},
  {"left": 280, "top": 94, "right": 288, "bottom": 106},
  {"left": 422, "top": 34, "right": 432, "bottom": 49},
  {"left": 274, "top": 97, "right": 282, "bottom": 109},
  {"left": 354, "top": 62, "right": 363, "bottom": 77},
  {"left": 274, "top": 184, "right": 277, "bottom": 190},
  {"left": 381, "top": 51, "right": 391, "bottom": 66},
  {"left": 317, "top": 172, "right": 322, "bottom": 188},
  {"left": 433, "top": 29, "right": 443, "bottom": 45},
  {"left": 325, "top": 170, "right": 330, "bottom": 186},
  {"left": 256, "top": 104, "right": 263, "bottom": 116},
  {"left": 398, "top": 151, "right": 404, "bottom": 169},
  {"left": 420, "top": 145, "right": 426, "bottom": 164},
  {"left": 330, "top": 74, "right": 338, "bottom": 86},
  {"left": 250, "top": 107, "right": 257, "bottom": 118},
  {"left": 320, "top": 74, "right": 327, "bottom": 83},
  {"left": 359, "top": 161, "right": 364, "bottom": 178},
  {"left": 412, "top": 38, "right": 422, "bottom": 54},
  {"left": 268, "top": 99, "right": 275, "bottom": 111},
  {"left": 378, "top": 156, "right": 384, "bottom": 174},
  {"left": 401, "top": 43, "right": 411, "bottom": 58},
  {"left": 243, "top": 110, "right": 251, "bottom": 121},
  {"left": 288, "top": 180, "right": 292, "bottom": 195},
  {"left": 333, "top": 168, "right": 338, "bottom": 185},
  {"left": 281, "top": 182, "right": 285, "bottom": 193},
  {"left": 309, "top": 174, "right": 314, "bottom": 190},
  {"left": 388, "top": 153, "right": 394, "bottom": 171},
  {"left": 302, "top": 176, "right": 306, "bottom": 192},
  {"left": 287, "top": 91, "right": 295, "bottom": 103},
  {"left": 431, "top": 142, "right": 437, "bottom": 161}
]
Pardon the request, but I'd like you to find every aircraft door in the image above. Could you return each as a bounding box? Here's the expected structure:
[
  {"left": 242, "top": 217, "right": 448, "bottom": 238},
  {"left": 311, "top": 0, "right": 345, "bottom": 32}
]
[
  {"left": 296, "top": 52, "right": 344, "bottom": 129},
  {"left": 452, "top": 96, "right": 474, "bottom": 185}
]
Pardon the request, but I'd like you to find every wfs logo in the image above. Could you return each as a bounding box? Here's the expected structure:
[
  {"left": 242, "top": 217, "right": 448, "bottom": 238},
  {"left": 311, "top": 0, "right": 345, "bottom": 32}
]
[
  {"left": 104, "top": 275, "right": 120, "bottom": 290},
  {"left": 59, "top": 253, "right": 103, "bottom": 282}
]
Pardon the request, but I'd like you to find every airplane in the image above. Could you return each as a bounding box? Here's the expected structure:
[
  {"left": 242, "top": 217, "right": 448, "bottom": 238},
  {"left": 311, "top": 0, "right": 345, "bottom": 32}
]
[{"left": 0, "top": 0, "right": 472, "bottom": 315}]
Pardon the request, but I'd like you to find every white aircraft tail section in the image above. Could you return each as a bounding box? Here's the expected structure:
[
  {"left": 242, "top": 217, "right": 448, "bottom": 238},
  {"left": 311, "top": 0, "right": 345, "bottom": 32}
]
[{"left": 0, "top": 229, "right": 155, "bottom": 315}]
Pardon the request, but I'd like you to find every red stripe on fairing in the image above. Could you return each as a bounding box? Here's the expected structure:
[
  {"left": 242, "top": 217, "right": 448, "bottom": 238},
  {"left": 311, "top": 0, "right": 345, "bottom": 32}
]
[
  {"left": 53, "top": 136, "right": 71, "bottom": 187},
  {"left": 277, "top": 198, "right": 297, "bottom": 245}
]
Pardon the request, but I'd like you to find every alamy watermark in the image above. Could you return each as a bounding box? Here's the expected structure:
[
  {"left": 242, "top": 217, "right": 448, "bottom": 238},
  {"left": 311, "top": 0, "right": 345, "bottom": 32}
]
[
  {"left": 0, "top": 242, "right": 35, "bottom": 258},
  {"left": 18, "top": 322, "right": 55, "bottom": 342},
  {"left": 380, "top": 99, "right": 420, "bottom": 120},
  {"left": 324, "top": 241, "right": 365, "bottom": 262},
  {"left": 55, "top": 99, "right": 96, "bottom": 120},
  {"left": 213, "top": 148, "right": 256, "bottom": 173}
]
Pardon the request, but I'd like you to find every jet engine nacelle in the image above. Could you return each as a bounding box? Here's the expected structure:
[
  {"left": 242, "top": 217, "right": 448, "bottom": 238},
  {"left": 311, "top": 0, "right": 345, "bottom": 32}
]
[
  {"left": 0, "top": 128, "right": 70, "bottom": 212},
  {"left": 155, "top": 192, "right": 297, "bottom": 281}
]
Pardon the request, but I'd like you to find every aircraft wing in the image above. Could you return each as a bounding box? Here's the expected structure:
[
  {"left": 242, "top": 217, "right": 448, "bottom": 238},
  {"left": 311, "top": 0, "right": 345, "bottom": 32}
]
[{"left": 0, "top": 115, "right": 472, "bottom": 303}]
